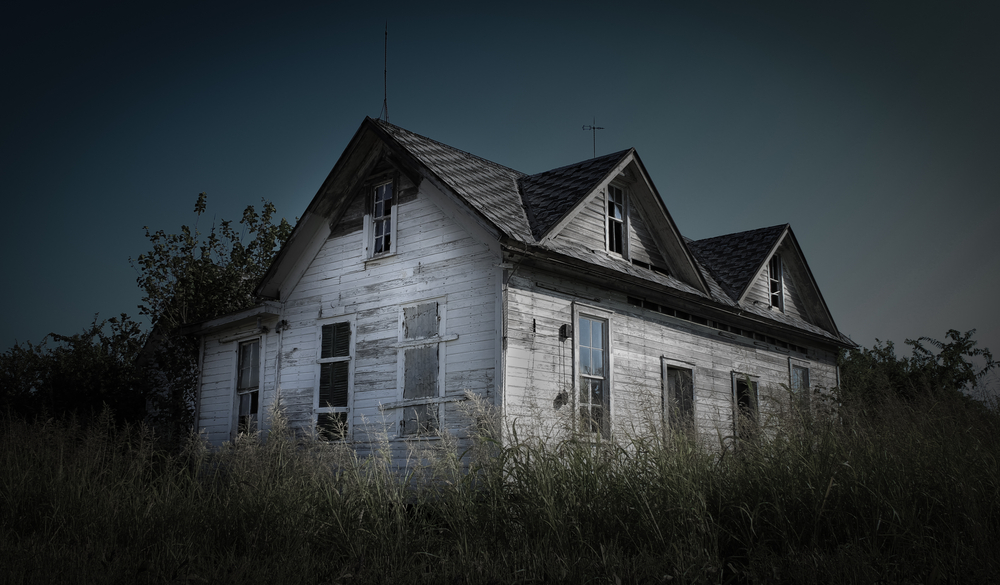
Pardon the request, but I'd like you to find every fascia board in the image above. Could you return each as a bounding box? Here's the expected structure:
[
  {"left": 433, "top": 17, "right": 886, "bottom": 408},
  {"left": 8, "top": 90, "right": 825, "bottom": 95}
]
[
  {"left": 780, "top": 228, "right": 841, "bottom": 336},
  {"left": 628, "top": 152, "right": 711, "bottom": 295},
  {"left": 181, "top": 301, "right": 282, "bottom": 336},
  {"left": 513, "top": 246, "right": 850, "bottom": 350},
  {"left": 256, "top": 118, "right": 381, "bottom": 299}
]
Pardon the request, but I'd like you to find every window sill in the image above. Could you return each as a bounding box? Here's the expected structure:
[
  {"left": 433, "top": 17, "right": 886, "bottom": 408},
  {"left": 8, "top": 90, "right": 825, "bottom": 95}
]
[{"left": 364, "top": 252, "right": 397, "bottom": 268}]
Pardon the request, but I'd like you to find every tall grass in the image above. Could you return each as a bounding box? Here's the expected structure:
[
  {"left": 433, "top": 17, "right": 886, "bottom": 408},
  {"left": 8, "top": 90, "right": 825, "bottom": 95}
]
[{"left": 2, "top": 390, "right": 998, "bottom": 584}]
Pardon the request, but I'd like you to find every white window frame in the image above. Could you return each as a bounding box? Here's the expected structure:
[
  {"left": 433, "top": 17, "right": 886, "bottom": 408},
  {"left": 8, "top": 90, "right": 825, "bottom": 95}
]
[
  {"left": 661, "top": 358, "right": 697, "bottom": 437},
  {"left": 363, "top": 178, "right": 395, "bottom": 260},
  {"left": 605, "top": 184, "right": 629, "bottom": 258},
  {"left": 789, "top": 357, "right": 811, "bottom": 409},
  {"left": 573, "top": 302, "right": 615, "bottom": 438},
  {"left": 731, "top": 371, "right": 760, "bottom": 444},
  {"left": 392, "top": 298, "right": 458, "bottom": 438},
  {"left": 769, "top": 255, "right": 784, "bottom": 312},
  {"left": 231, "top": 335, "right": 262, "bottom": 439},
  {"left": 315, "top": 314, "right": 355, "bottom": 441}
]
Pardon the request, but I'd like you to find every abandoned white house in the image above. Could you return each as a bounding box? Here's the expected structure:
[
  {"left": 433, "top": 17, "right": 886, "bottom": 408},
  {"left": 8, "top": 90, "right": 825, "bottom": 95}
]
[{"left": 184, "top": 117, "right": 853, "bottom": 458}]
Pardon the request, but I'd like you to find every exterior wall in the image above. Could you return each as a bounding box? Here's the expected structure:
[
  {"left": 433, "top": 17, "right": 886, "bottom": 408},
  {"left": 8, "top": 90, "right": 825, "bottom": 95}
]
[
  {"left": 197, "top": 319, "right": 279, "bottom": 445},
  {"left": 266, "top": 179, "right": 500, "bottom": 465},
  {"left": 745, "top": 256, "right": 808, "bottom": 322},
  {"left": 503, "top": 266, "right": 839, "bottom": 447}
]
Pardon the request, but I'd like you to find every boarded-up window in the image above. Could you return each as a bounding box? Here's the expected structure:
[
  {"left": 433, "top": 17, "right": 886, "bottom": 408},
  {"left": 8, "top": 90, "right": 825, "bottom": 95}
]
[
  {"left": 317, "top": 321, "right": 351, "bottom": 440},
  {"left": 664, "top": 364, "right": 694, "bottom": 435},
  {"left": 236, "top": 339, "right": 260, "bottom": 435},
  {"left": 400, "top": 302, "right": 441, "bottom": 436}
]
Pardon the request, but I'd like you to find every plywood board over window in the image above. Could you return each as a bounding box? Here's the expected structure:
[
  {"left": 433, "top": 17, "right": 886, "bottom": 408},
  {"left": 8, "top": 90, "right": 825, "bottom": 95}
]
[{"left": 390, "top": 299, "right": 459, "bottom": 438}]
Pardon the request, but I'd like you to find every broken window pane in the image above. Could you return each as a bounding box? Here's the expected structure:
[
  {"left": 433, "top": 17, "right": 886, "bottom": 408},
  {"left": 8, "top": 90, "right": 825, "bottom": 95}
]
[
  {"left": 401, "top": 403, "right": 438, "bottom": 436},
  {"left": 666, "top": 366, "right": 694, "bottom": 432}
]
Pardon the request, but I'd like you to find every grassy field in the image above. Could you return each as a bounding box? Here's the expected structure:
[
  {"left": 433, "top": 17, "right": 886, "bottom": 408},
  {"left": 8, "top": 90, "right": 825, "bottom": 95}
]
[{"left": 2, "top": 391, "right": 998, "bottom": 585}]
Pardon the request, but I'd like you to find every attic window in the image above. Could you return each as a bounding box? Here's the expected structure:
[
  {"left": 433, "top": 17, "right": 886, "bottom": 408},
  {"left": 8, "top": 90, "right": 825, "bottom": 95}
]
[
  {"left": 369, "top": 180, "right": 394, "bottom": 256},
  {"left": 607, "top": 185, "right": 627, "bottom": 256},
  {"left": 769, "top": 255, "right": 784, "bottom": 311}
]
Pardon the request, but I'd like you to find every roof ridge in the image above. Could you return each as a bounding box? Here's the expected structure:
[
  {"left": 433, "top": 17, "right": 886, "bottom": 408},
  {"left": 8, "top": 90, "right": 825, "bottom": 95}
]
[
  {"left": 522, "top": 148, "right": 633, "bottom": 179},
  {"left": 374, "top": 118, "right": 526, "bottom": 178},
  {"left": 694, "top": 223, "right": 788, "bottom": 244}
]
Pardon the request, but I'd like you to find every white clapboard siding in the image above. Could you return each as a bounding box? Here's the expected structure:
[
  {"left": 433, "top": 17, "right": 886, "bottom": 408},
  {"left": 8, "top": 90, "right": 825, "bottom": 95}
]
[
  {"left": 552, "top": 188, "right": 667, "bottom": 269},
  {"left": 502, "top": 267, "right": 839, "bottom": 448},
  {"left": 745, "top": 260, "right": 809, "bottom": 323},
  {"left": 272, "top": 183, "right": 499, "bottom": 469}
]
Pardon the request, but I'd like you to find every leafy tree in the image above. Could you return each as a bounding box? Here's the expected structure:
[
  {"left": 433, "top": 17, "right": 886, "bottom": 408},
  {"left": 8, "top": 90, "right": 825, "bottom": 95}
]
[
  {"left": 838, "top": 329, "right": 997, "bottom": 409},
  {"left": 131, "top": 193, "right": 292, "bottom": 438},
  {"left": 0, "top": 314, "right": 146, "bottom": 424}
]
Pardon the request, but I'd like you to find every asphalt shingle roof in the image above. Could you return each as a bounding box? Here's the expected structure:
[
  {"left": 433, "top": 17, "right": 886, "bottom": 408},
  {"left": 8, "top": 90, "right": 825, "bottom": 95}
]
[
  {"left": 368, "top": 119, "right": 844, "bottom": 345},
  {"left": 517, "top": 150, "right": 631, "bottom": 239},
  {"left": 687, "top": 225, "right": 787, "bottom": 301},
  {"left": 374, "top": 119, "right": 534, "bottom": 243}
]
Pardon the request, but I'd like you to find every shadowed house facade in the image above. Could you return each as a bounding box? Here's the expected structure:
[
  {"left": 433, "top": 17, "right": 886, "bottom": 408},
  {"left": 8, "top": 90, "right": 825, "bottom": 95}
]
[{"left": 184, "top": 117, "right": 853, "bottom": 461}]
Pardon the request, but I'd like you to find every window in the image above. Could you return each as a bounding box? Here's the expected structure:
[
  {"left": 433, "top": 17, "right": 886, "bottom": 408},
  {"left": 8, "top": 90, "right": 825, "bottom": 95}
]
[
  {"left": 575, "top": 305, "right": 613, "bottom": 438},
  {"left": 369, "top": 180, "right": 394, "bottom": 257},
  {"left": 732, "top": 374, "right": 759, "bottom": 443},
  {"left": 663, "top": 361, "right": 695, "bottom": 435},
  {"left": 317, "top": 321, "right": 352, "bottom": 440},
  {"left": 607, "top": 185, "right": 627, "bottom": 256},
  {"left": 236, "top": 339, "right": 260, "bottom": 435},
  {"left": 789, "top": 358, "right": 810, "bottom": 409},
  {"left": 769, "top": 255, "right": 783, "bottom": 311},
  {"left": 398, "top": 302, "right": 444, "bottom": 437}
]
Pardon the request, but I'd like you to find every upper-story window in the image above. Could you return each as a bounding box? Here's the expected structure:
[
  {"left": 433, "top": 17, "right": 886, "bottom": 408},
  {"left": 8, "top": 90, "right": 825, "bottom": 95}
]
[
  {"left": 369, "top": 180, "right": 394, "bottom": 257},
  {"left": 769, "top": 255, "right": 784, "bottom": 311},
  {"left": 607, "top": 185, "right": 627, "bottom": 256}
]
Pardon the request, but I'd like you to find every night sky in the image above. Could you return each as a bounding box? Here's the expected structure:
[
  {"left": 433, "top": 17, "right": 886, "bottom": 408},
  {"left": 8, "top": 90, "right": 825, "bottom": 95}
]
[{"left": 3, "top": 1, "right": 999, "bottom": 380}]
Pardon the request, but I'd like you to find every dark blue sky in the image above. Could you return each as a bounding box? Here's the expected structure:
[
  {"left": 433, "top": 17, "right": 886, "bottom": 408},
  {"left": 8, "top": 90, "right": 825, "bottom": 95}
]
[{"left": 3, "top": 1, "right": 999, "bottom": 375}]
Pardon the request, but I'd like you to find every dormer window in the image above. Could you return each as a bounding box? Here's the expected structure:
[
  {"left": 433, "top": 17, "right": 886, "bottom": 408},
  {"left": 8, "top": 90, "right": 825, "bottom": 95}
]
[
  {"left": 769, "top": 255, "right": 784, "bottom": 311},
  {"left": 607, "top": 185, "right": 627, "bottom": 256},
  {"left": 370, "top": 180, "right": 393, "bottom": 256}
]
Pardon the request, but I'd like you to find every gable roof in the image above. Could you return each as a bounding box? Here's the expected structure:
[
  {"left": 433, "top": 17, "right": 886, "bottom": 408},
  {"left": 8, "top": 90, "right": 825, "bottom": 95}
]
[
  {"left": 256, "top": 117, "right": 851, "bottom": 347},
  {"left": 517, "top": 149, "right": 631, "bottom": 239},
  {"left": 687, "top": 224, "right": 787, "bottom": 301},
  {"left": 371, "top": 120, "right": 534, "bottom": 243}
]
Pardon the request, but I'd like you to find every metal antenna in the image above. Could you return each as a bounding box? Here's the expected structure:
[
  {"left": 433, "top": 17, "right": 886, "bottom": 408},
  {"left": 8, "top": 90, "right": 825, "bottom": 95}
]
[
  {"left": 379, "top": 22, "right": 389, "bottom": 123},
  {"left": 582, "top": 117, "right": 604, "bottom": 158}
]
